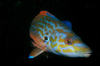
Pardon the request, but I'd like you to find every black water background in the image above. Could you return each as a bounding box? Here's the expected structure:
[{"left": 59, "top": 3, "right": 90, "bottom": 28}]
[{"left": 1, "top": 0, "right": 99, "bottom": 66}]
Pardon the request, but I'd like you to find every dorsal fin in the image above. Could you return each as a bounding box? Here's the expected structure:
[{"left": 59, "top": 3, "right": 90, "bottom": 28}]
[
  {"left": 39, "top": 11, "right": 59, "bottom": 20},
  {"left": 39, "top": 11, "right": 52, "bottom": 16},
  {"left": 62, "top": 21, "right": 72, "bottom": 29}
]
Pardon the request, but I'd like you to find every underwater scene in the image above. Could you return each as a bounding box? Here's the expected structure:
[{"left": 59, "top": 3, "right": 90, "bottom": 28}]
[{"left": 1, "top": 0, "right": 99, "bottom": 66}]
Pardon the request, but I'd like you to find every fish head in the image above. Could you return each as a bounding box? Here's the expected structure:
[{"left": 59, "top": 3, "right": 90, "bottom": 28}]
[{"left": 49, "top": 27, "right": 92, "bottom": 58}]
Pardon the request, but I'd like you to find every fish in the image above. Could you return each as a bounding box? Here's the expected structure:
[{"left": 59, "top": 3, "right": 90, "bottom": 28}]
[{"left": 29, "top": 11, "right": 92, "bottom": 59}]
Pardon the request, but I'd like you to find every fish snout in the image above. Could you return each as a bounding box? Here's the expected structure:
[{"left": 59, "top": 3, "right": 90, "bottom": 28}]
[
  {"left": 73, "top": 43, "right": 92, "bottom": 57},
  {"left": 75, "top": 51, "right": 92, "bottom": 57}
]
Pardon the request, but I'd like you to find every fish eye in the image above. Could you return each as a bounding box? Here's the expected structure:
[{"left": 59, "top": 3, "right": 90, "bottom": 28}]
[
  {"left": 65, "top": 38, "right": 73, "bottom": 45},
  {"left": 43, "top": 36, "right": 48, "bottom": 42},
  {"left": 44, "top": 36, "right": 48, "bottom": 40}
]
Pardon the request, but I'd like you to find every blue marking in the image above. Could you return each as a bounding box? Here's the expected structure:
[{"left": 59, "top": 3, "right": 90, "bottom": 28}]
[
  {"left": 48, "top": 18, "right": 53, "bottom": 20},
  {"left": 55, "top": 31, "right": 59, "bottom": 36},
  {"left": 62, "top": 21, "right": 72, "bottom": 29},
  {"left": 61, "top": 52, "right": 78, "bottom": 57},
  {"left": 45, "top": 25, "right": 53, "bottom": 33},
  {"left": 46, "top": 13, "right": 59, "bottom": 21},
  {"left": 51, "top": 31, "right": 66, "bottom": 45},
  {"left": 51, "top": 31, "right": 60, "bottom": 45},
  {"left": 30, "top": 28, "right": 39, "bottom": 34},
  {"left": 44, "top": 20, "right": 56, "bottom": 29},
  {"left": 32, "top": 25, "right": 37, "bottom": 29},
  {"left": 44, "top": 20, "right": 64, "bottom": 30},
  {"left": 44, "top": 20, "right": 49, "bottom": 24},
  {"left": 38, "top": 22, "right": 45, "bottom": 29},
  {"left": 61, "top": 46, "right": 74, "bottom": 50},
  {"left": 40, "top": 18, "right": 43, "bottom": 21},
  {"left": 49, "top": 22, "right": 56, "bottom": 28},
  {"left": 74, "top": 43, "right": 84, "bottom": 47},
  {"left": 51, "top": 22, "right": 56, "bottom": 29},
  {"left": 36, "top": 22, "right": 45, "bottom": 30},
  {"left": 28, "top": 55, "right": 34, "bottom": 59},
  {"left": 48, "top": 18, "right": 52, "bottom": 20},
  {"left": 44, "top": 20, "right": 70, "bottom": 32},
  {"left": 63, "top": 30, "right": 71, "bottom": 33},
  {"left": 51, "top": 34, "right": 55, "bottom": 39},
  {"left": 51, "top": 19, "right": 53, "bottom": 20},
  {"left": 74, "top": 43, "right": 89, "bottom": 48},
  {"left": 58, "top": 42, "right": 65, "bottom": 45},
  {"left": 59, "top": 33, "right": 67, "bottom": 39},
  {"left": 56, "top": 23, "right": 64, "bottom": 29},
  {"left": 38, "top": 31, "right": 44, "bottom": 38},
  {"left": 38, "top": 26, "right": 45, "bottom": 34},
  {"left": 44, "top": 16, "right": 47, "bottom": 20}
]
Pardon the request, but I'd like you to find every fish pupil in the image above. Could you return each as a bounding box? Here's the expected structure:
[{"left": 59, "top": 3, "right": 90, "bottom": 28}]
[
  {"left": 67, "top": 39, "right": 71, "bottom": 44},
  {"left": 43, "top": 36, "right": 48, "bottom": 42},
  {"left": 44, "top": 36, "right": 48, "bottom": 40},
  {"left": 65, "top": 38, "right": 73, "bottom": 45}
]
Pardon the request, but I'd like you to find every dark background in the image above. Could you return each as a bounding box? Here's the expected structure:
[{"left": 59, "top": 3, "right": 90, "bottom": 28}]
[{"left": 1, "top": 0, "right": 100, "bottom": 66}]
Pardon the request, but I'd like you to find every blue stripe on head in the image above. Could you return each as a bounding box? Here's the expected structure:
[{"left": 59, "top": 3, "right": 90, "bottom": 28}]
[
  {"left": 74, "top": 43, "right": 89, "bottom": 48},
  {"left": 46, "top": 13, "right": 59, "bottom": 20}
]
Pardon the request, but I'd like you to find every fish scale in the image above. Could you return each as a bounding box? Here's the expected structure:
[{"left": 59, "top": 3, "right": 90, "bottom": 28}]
[{"left": 29, "top": 11, "right": 92, "bottom": 59}]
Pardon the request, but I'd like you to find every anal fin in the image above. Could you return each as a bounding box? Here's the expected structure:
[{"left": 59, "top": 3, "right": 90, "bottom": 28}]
[{"left": 28, "top": 47, "right": 44, "bottom": 59}]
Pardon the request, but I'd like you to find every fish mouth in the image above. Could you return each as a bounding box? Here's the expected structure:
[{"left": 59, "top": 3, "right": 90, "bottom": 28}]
[
  {"left": 82, "top": 53, "right": 91, "bottom": 57},
  {"left": 76, "top": 51, "right": 92, "bottom": 57}
]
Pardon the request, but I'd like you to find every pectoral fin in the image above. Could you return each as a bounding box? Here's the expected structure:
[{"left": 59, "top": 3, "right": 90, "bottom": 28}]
[{"left": 28, "top": 47, "right": 44, "bottom": 59}]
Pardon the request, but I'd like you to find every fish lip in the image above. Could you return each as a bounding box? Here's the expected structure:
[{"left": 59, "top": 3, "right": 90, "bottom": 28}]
[
  {"left": 83, "top": 53, "right": 91, "bottom": 57},
  {"left": 76, "top": 51, "right": 92, "bottom": 57}
]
